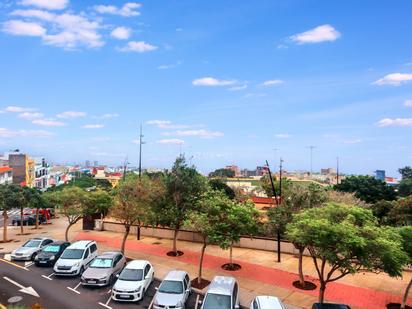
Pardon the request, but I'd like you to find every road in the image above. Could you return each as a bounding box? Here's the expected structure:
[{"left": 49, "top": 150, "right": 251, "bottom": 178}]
[{"left": 0, "top": 254, "right": 202, "bottom": 309}]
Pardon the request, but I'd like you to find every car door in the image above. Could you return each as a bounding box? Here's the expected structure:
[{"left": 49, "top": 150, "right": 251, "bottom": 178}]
[
  {"left": 83, "top": 247, "right": 91, "bottom": 266},
  {"left": 113, "top": 254, "right": 122, "bottom": 274},
  {"left": 183, "top": 274, "right": 190, "bottom": 301},
  {"left": 143, "top": 264, "right": 151, "bottom": 290}
]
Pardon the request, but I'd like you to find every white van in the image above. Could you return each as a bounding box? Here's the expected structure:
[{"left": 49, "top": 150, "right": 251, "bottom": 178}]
[{"left": 53, "top": 240, "right": 98, "bottom": 276}]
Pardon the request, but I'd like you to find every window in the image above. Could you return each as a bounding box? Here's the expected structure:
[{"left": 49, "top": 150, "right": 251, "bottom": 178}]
[
  {"left": 90, "top": 258, "right": 113, "bottom": 268},
  {"left": 90, "top": 243, "right": 97, "bottom": 253},
  {"left": 144, "top": 265, "right": 150, "bottom": 277},
  {"left": 119, "top": 269, "right": 143, "bottom": 281},
  {"left": 113, "top": 255, "right": 121, "bottom": 266},
  {"left": 84, "top": 248, "right": 89, "bottom": 259},
  {"left": 184, "top": 274, "right": 189, "bottom": 289},
  {"left": 158, "top": 280, "right": 183, "bottom": 294},
  {"left": 23, "top": 240, "right": 41, "bottom": 248},
  {"left": 60, "top": 249, "right": 84, "bottom": 259},
  {"left": 253, "top": 300, "right": 259, "bottom": 309},
  {"left": 232, "top": 283, "right": 238, "bottom": 308},
  {"left": 43, "top": 239, "right": 53, "bottom": 246},
  {"left": 203, "top": 293, "right": 231, "bottom": 309}
]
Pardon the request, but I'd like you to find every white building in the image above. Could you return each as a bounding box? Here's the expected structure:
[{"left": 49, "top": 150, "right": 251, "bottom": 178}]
[{"left": 0, "top": 167, "right": 13, "bottom": 185}]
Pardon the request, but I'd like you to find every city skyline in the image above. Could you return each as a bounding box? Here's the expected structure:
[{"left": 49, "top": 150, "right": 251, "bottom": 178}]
[{"left": 1, "top": 0, "right": 412, "bottom": 176}]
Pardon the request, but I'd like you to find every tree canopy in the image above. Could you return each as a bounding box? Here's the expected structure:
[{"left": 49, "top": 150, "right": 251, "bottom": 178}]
[
  {"left": 208, "top": 178, "right": 235, "bottom": 199},
  {"left": 399, "top": 166, "right": 412, "bottom": 180},
  {"left": 208, "top": 168, "right": 235, "bottom": 178}
]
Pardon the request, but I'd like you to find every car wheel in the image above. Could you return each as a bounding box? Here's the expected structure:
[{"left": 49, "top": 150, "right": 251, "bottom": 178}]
[{"left": 31, "top": 253, "right": 37, "bottom": 261}]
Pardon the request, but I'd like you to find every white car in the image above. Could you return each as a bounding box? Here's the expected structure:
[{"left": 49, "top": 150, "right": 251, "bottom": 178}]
[
  {"left": 200, "top": 276, "right": 240, "bottom": 309},
  {"left": 53, "top": 240, "right": 98, "bottom": 276},
  {"left": 11, "top": 237, "right": 54, "bottom": 261},
  {"left": 153, "top": 270, "right": 191, "bottom": 309},
  {"left": 250, "top": 296, "right": 285, "bottom": 309},
  {"left": 112, "top": 260, "right": 154, "bottom": 302}
]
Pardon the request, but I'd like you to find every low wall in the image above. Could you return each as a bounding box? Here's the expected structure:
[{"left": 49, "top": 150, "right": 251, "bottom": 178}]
[{"left": 96, "top": 220, "right": 310, "bottom": 256}]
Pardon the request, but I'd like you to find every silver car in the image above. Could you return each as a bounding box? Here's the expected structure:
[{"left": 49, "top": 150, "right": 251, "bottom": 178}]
[
  {"left": 11, "top": 237, "right": 54, "bottom": 261},
  {"left": 81, "top": 252, "right": 126, "bottom": 286},
  {"left": 200, "top": 276, "right": 240, "bottom": 309},
  {"left": 153, "top": 270, "right": 191, "bottom": 309}
]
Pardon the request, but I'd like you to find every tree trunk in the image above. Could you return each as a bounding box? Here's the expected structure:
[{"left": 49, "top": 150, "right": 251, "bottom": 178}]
[
  {"left": 20, "top": 207, "right": 24, "bottom": 235},
  {"left": 172, "top": 228, "right": 179, "bottom": 254},
  {"left": 35, "top": 208, "right": 39, "bottom": 229},
  {"left": 121, "top": 225, "right": 130, "bottom": 253},
  {"left": 298, "top": 246, "right": 305, "bottom": 287},
  {"left": 65, "top": 223, "right": 73, "bottom": 241},
  {"left": 2, "top": 209, "right": 8, "bottom": 242},
  {"left": 401, "top": 279, "right": 412, "bottom": 309},
  {"left": 198, "top": 239, "right": 207, "bottom": 285},
  {"left": 229, "top": 243, "right": 233, "bottom": 268},
  {"left": 319, "top": 281, "right": 326, "bottom": 303},
  {"left": 137, "top": 225, "right": 141, "bottom": 241}
]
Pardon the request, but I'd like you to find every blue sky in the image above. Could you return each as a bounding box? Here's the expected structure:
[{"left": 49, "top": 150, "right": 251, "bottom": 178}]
[{"left": 0, "top": 0, "right": 412, "bottom": 176}]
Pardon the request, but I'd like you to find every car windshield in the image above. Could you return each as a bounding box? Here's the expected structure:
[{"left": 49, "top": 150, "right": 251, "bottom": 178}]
[
  {"left": 43, "top": 245, "right": 60, "bottom": 253},
  {"left": 158, "top": 280, "right": 183, "bottom": 294},
  {"left": 119, "top": 269, "right": 143, "bottom": 281},
  {"left": 60, "top": 249, "right": 84, "bottom": 259},
  {"left": 203, "top": 293, "right": 231, "bottom": 309},
  {"left": 23, "top": 240, "right": 41, "bottom": 248},
  {"left": 90, "top": 258, "right": 113, "bottom": 268}
]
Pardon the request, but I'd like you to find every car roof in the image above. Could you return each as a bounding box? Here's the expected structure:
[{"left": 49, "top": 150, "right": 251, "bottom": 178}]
[
  {"left": 207, "top": 276, "right": 237, "bottom": 296},
  {"left": 30, "top": 237, "right": 53, "bottom": 241},
  {"left": 126, "top": 260, "right": 149, "bottom": 269},
  {"left": 164, "top": 270, "right": 187, "bottom": 281},
  {"left": 67, "top": 240, "right": 95, "bottom": 249},
  {"left": 97, "top": 251, "right": 121, "bottom": 259},
  {"left": 49, "top": 241, "right": 69, "bottom": 245},
  {"left": 256, "top": 296, "right": 284, "bottom": 308}
]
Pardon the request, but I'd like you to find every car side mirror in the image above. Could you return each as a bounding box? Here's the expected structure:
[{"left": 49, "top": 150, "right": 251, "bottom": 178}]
[
  {"left": 235, "top": 305, "right": 239, "bottom": 309},
  {"left": 155, "top": 287, "right": 159, "bottom": 291},
  {"left": 186, "top": 288, "right": 191, "bottom": 293},
  {"left": 115, "top": 274, "right": 119, "bottom": 278}
]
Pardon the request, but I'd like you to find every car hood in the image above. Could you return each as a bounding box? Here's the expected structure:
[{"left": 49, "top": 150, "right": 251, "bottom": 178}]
[
  {"left": 14, "top": 247, "right": 38, "bottom": 255},
  {"left": 55, "top": 258, "right": 81, "bottom": 267},
  {"left": 38, "top": 252, "right": 57, "bottom": 259},
  {"left": 83, "top": 267, "right": 113, "bottom": 279},
  {"left": 154, "top": 292, "right": 184, "bottom": 307},
  {"left": 113, "top": 279, "right": 144, "bottom": 292}
]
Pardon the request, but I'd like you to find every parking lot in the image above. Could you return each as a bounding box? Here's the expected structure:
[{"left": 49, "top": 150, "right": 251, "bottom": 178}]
[{"left": 0, "top": 253, "right": 203, "bottom": 309}]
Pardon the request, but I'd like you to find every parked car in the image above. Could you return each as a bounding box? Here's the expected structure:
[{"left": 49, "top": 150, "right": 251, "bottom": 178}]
[
  {"left": 312, "top": 304, "right": 351, "bottom": 309},
  {"left": 12, "top": 214, "right": 37, "bottom": 226},
  {"left": 53, "top": 240, "right": 98, "bottom": 276},
  {"left": 112, "top": 260, "right": 155, "bottom": 302},
  {"left": 81, "top": 251, "right": 126, "bottom": 286},
  {"left": 250, "top": 296, "right": 285, "bottom": 309},
  {"left": 34, "top": 241, "right": 70, "bottom": 266},
  {"left": 153, "top": 270, "right": 191, "bottom": 309},
  {"left": 11, "top": 237, "right": 54, "bottom": 261},
  {"left": 200, "top": 276, "right": 240, "bottom": 309}
]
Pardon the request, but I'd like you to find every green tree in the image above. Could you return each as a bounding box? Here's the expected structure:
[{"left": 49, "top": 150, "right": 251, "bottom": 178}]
[
  {"left": 208, "top": 168, "right": 235, "bottom": 178},
  {"left": 370, "top": 200, "right": 394, "bottom": 225},
  {"left": 326, "top": 190, "right": 369, "bottom": 207},
  {"left": 111, "top": 177, "right": 162, "bottom": 253},
  {"left": 399, "top": 166, "right": 412, "bottom": 180},
  {"left": 286, "top": 203, "right": 408, "bottom": 303},
  {"left": 334, "top": 175, "right": 397, "bottom": 203},
  {"left": 398, "top": 178, "right": 412, "bottom": 197},
  {"left": 399, "top": 226, "right": 412, "bottom": 309},
  {"left": 0, "top": 185, "right": 16, "bottom": 242},
  {"left": 153, "top": 156, "right": 207, "bottom": 255},
  {"left": 86, "top": 189, "right": 113, "bottom": 219},
  {"left": 209, "top": 178, "right": 235, "bottom": 199},
  {"left": 388, "top": 196, "right": 412, "bottom": 226}
]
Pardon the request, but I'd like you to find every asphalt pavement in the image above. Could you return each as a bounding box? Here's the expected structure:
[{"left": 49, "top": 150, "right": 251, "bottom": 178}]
[{"left": 0, "top": 253, "right": 202, "bottom": 309}]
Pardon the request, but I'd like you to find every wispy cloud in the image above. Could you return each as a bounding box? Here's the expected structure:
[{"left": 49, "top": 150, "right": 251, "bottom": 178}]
[
  {"left": 18, "top": 112, "right": 44, "bottom": 120},
  {"left": 56, "top": 111, "right": 86, "bottom": 118},
  {"left": 157, "top": 61, "right": 182, "bottom": 70},
  {"left": 372, "top": 73, "right": 412, "bottom": 86},
  {"left": 0, "top": 127, "right": 54, "bottom": 138},
  {"left": 228, "top": 84, "right": 248, "bottom": 91},
  {"left": 290, "top": 24, "right": 341, "bottom": 44},
  {"left": 32, "top": 118, "right": 65, "bottom": 126},
  {"left": 3, "top": 20, "right": 46, "bottom": 36},
  {"left": 146, "top": 120, "right": 189, "bottom": 129},
  {"left": 82, "top": 124, "right": 104, "bottom": 129},
  {"left": 343, "top": 139, "right": 362, "bottom": 144},
  {"left": 93, "top": 113, "right": 119, "bottom": 119},
  {"left": 94, "top": 2, "right": 141, "bottom": 17},
  {"left": 192, "top": 77, "right": 236, "bottom": 87},
  {"left": 4, "top": 106, "right": 36, "bottom": 112},
  {"left": 275, "top": 133, "right": 291, "bottom": 139},
  {"left": 19, "top": 0, "right": 68, "bottom": 10},
  {"left": 117, "top": 41, "right": 158, "bottom": 53},
  {"left": 110, "top": 26, "right": 131, "bottom": 40},
  {"left": 404, "top": 100, "right": 412, "bottom": 107},
  {"left": 378, "top": 118, "right": 412, "bottom": 127},
  {"left": 260, "top": 79, "right": 284, "bottom": 87},
  {"left": 163, "top": 129, "right": 224, "bottom": 139},
  {"left": 156, "top": 139, "right": 185, "bottom": 145}
]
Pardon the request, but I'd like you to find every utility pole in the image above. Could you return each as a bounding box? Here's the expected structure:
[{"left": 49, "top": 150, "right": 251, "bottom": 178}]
[
  {"left": 138, "top": 124, "right": 144, "bottom": 180},
  {"left": 307, "top": 146, "right": 316, "bottom": 175},
  {"left": 279, "top": 158, "right": 284, "bottom": 199},
  {"left": 336, "top": 156, "right": 340, "bottom": 185}
]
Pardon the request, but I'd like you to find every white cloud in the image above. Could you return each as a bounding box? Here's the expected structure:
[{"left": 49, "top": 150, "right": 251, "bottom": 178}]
[
  {"left": 404, "top": 100, "right": 412, "bottom": 107},
  {"left": 165, "top": 129, "right": 224, "bottom": 139},
  {"left": 373, "top": 73, "right": 412, "bottom": 86},
  {"left": 19, "top": 0, "right": 68, "bottom": 10},
  {"left": 261, "top": 79, "right": 284, "bottom": 87},
  {"left": 0, "top": 127, "right": 53, "bottom": 138},
  {"left": 117, "top": 41, "right": 157, "bottom": 53},
  {"left": 228, "top": 84, "right": 248, "bottom": 91},
  {"left": 82, "top": 124, "right": 104, "bottom": 129},
  {"left": 94, "top": 113, "right": 119, "bottom": 119},
  {"left": 5, "top": 106, "right": 36, "bottom": 112},
  {"left": 56, "top": 111, "right": 86, "bottom": 118},
  {"left": 378, "top": 118, "right": 412, "bottom": 127},
  {"left": 110, "top": 26, "right": 131, "bottom": 40},
  {"left": 157, "top": 61, "right": 182, "bottom": 70},
  {"left": 192, "top": 77, "right": 236, "bottom": 87},
  {"left": 275, "top": 133, "right": 291, "bottom": 139},
  {"left": 243, "top": 93, "right": 267, "bottom": 98},
  {"left": 2, "top": 20, "right": 46, "bottom": 36},
  {"left": 32, "top": 118, "right": 65, "bottom": 126},
  {"left": 343, "top": 139, "right": 362, "bottom": 144},
  {"left": 146, "top": 120, "right": 189, "bottom": 129},
  {"left": 156, "top": 139, "right": 185, "bottom": 145},
  {"left": 94, "top": 2, "right": 141, "bottom": 17},
  {"left": 290, "top": 24, "right": 341, "bottom": 44},
  {"left": 11, "top": 9, "right": 54, "bottom": 21},
  {"left": 18, "top": 112, "right": 44, "bottom": 120}
]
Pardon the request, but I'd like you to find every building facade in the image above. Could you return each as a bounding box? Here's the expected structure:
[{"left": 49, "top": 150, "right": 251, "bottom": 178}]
[
  {"left": 34, "top": 158, "right": 50, "bottom": 191},
  {"left": 0, "top": 167, "right": 13, "bottom": 185}
]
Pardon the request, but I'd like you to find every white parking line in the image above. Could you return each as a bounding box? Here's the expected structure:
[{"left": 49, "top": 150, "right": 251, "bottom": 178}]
[
  {"left": 106, "top": 289, "right": 111, "bottom": 294},
  {"left": 41, "top": 273, "right": 54, "bottom": 281},
  {"left": 98, "top": 295, "right": 112, "bottom": 309},
  {"left": 148, "top": 297, "right": 155, "bottom": 309},
  {"left": 194, "top": 294, "right": 200, "bottom": 309},
  {"left": 24, "top": 262, "right": 34, "bottom": 268},
  {"left": 67, "top": 282, "right": 82, "bottom": 295}
]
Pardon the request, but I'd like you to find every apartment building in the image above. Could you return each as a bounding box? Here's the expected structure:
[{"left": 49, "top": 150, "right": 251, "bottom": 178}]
[{"left": 0, "top": 167, "right": 13, "bottom": 185}]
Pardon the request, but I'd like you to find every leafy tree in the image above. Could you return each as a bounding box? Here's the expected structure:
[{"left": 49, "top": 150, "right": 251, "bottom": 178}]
[
  {"left": 209, "top": 178, "right": 235, "bottom": 199},
  {"left": 111, "top": 177, "right": 163, "bottom": 253},
  {"left": 326, "top": 190, "right": 369, "bottom": 207},
  {"left": 398, "top": 178, "right": 412, "bottom": 197},
  {"left": 370, "top": 200, "right": 394, "bottom": 225},
  {"left": 184, "top": 190, "right": 236, "bottom": 284},
  {"left": 0, "top": 185, "right": 16, "bottom": 242},
  {"left": 43, "top": 187, "right": 88, "bottom": 241},
  {"left": 334, "top": 175, "right": 397, "bottom": 203},
  {"left": 86, "top": 189, "right": 113, "bottom": 219},
  {"left": 286, "top": 203, "right": 408, "bottom": 303},
  {"left": 153, "top": 156, "right": 207, "bottom": 255},
  {"left": 388, "top": 196, "right": 412, "bottom": 226},
  {"left": 399, "top": 226, "right": 412, "bottom": 309},
  {"left": 26, "top": 189, "right": 47, "bottom": 229},
  {"left": 399, "top": 166, "right": 412, "bottom": 180},
  {"left": 208, "top": 168, "right": 235, "bottom": 178},
  {"left": 260, "top": 174, "right": 292, "bottom": 199}
]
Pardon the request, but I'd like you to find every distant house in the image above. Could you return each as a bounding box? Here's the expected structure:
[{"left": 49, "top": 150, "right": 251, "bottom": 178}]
[{"left": 0, "top": 166, "right": 13, "bottom": 185}]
